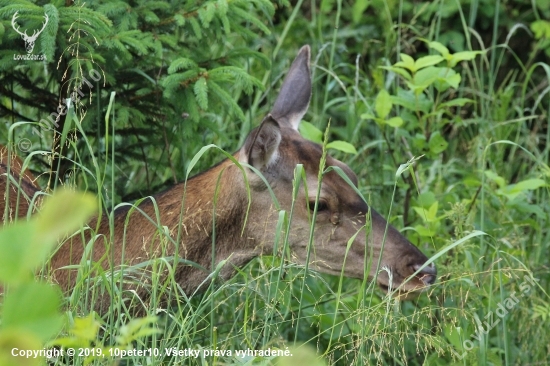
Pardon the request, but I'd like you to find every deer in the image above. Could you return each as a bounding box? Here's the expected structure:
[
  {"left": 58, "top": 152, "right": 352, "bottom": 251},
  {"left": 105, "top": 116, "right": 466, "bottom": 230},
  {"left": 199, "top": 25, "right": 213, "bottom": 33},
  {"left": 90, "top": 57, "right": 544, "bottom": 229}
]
[
  {"left": 0, "top": 46, "right": 436, "bottom": 311},
  {"left": 11, "top": 12, "right": 49, "bottom": 54},
  {"left": 0, "top": 145, "right": 41, "bottom": 220}
]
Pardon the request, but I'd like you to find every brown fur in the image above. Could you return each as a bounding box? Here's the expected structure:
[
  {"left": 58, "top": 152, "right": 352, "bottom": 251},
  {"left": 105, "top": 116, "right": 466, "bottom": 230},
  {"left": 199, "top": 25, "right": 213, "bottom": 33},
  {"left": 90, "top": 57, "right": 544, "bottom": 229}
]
[
  {"left": 0, "top": 145, "right": 40, "bottom": 222},
  {"left": 0, "top": 46, "right": 436, "bottom": 311}
]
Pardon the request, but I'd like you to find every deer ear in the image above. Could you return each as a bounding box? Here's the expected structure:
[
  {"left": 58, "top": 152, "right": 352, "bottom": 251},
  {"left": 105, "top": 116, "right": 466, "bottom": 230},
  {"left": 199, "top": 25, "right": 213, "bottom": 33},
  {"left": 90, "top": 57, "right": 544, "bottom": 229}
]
[
  {"left": 270, "top": 45, "right": 312, "bottom": 130},
  {"left": 240, "top": 115, "right": 281, "bottom": 170}
]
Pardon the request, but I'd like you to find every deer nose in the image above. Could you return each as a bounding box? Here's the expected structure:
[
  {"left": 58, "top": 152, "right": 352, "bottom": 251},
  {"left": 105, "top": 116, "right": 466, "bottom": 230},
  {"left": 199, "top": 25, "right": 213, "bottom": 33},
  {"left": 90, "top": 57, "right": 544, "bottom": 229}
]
[{"left": 413, "top": 262, "right": 437, "bottom": 286}]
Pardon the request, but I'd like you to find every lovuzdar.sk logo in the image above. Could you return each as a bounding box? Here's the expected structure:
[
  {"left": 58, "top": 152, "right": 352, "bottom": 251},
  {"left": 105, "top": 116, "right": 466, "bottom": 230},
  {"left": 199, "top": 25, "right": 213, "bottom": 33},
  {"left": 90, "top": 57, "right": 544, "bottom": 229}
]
[{"left": 11, "top": 11, "right": 49, "bottom": 61}]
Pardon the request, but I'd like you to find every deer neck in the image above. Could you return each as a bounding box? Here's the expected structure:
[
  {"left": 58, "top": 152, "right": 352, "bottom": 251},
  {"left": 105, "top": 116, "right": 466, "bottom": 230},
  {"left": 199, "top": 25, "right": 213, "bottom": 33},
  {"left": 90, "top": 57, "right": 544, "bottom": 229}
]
[{"left": 142, "top": 157, "right": 276, "bottom": 292}]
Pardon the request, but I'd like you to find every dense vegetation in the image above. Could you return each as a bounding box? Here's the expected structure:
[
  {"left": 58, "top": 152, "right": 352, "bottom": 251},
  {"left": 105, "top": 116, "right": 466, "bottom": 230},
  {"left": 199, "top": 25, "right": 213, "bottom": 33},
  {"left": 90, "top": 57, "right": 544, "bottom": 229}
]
[{"left": 1, "top": 0, "right": 549, "bottom": 365}]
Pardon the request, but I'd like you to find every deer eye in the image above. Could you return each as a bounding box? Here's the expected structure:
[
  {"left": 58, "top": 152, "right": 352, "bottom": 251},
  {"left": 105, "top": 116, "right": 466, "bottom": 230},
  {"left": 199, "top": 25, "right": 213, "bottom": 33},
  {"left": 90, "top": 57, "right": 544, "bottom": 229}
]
[{"left": 308, "top": 199, "right": 329, "bottom": 213}]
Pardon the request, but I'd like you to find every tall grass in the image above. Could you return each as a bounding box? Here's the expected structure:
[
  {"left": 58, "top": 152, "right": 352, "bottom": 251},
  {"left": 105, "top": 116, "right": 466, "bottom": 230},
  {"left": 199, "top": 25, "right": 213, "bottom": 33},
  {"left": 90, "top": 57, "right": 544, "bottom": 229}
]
[{"left": 1, "top": 0, "right": 549, "bottom": 365}]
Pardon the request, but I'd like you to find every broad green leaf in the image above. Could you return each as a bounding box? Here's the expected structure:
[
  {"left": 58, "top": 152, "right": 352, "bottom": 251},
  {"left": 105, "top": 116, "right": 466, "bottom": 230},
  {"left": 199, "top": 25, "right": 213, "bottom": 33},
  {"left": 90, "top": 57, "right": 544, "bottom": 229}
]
[
  {"left": 440, "top": 98, "right": 474, "bottom": 108},
  {"left": 299, "top": 121, "right": 323, "bottom": 143},
  {"left": 0, "top": 222, "right": 36, "bottom": 283},
  {"left": 36, "top": 190, "right": 97, "bottom": 249},
  {"left": 386, "top": 116, "right": 404, "bottom": 127},
  {"left": 413, "top": 201, "right": 438, "bottom": 222},
  {"left": 509, "top": 199, "right": 546, "bottom": 219},
  {"left": 449, "top": 51, "right": 484, "bottom": 67},
  {"left": 484, "top": 170, "right": 506, "bottom": 188},
  {"left": 52, "top": 314, "right": 101, "bottom": 349},
  {"left": 360, "top": 113, "right": 376, "bottom": 120},
  {"left": 395, "top": 155, "right": 423, "bottom": 178},
  {"left": 390, "top": 88, "right": 433, "bottom": 113},
  {"left": 2, "top": 283, "right": 63, "bottom": 342},
  {"left": 427, "top": 41, "right": 450, "bottom": 57},
  {"left": 375, "top": 89, "right": 392, "bottom": 119},
  {"left": 0, "top": 329, "right": 42, "bottom": 366},
  {"left": 320, "top": 0, "right": 335, "bottom": 13},
  {"left": 414, "top": 224, "right": 437, "bottom": 237},
  {"left": 442, "top": 72, "right": 461, "bottom": 89},
  {"left": 414, "top": 55, "right": 444, "bottom": 70},
  {"left": 416, "top": 191, "right": 436, "bottom": 208},
  {"left": 497, "top": 179, "right": 547, "bottom": 200},
  {"left": 531, "top": 20, "right": 550, "bottom": 39},
  {"left": 326, "top": 141, "right": 358, "bottom": 154},
  {"left": 412, "top": 133, "right": 427, "bottom": 150},
  {"left": 443, "top": 325, "right": 468, "bottom": 351},
  {"left": 352, "top": 0, "right": 369, "bottom": 24},
  {"left": 379, "top": 65, "right": 412, "bottom": 81},
  {"left": 395, "top": 53, "right": 415, "bottom": 71},
  {"left": 431, "top": 67, "right": 461, "bottom": 91},
  {"left": 428, "top": 201, "right": 439, "bottom": 222},
  {"left": 512, "top": 178, "right": 547, "bottom": 191},
  {"left": 405, "top": 80, "right": 429, "bottom": 95},
  {"left": 116, "top": 316, "right": 160, "bottom": 346},
  {"left": 0, "top": 190, "right": 96, "bottom": 284},
  {"left": 429, "top": 132, "right": 448, "bottom": 154},
  {"left": 71, "top": 314, "right": 101, "bottom": 342},
  {"left": 414, "top": 66, "right": 439, "bottom": 88}
]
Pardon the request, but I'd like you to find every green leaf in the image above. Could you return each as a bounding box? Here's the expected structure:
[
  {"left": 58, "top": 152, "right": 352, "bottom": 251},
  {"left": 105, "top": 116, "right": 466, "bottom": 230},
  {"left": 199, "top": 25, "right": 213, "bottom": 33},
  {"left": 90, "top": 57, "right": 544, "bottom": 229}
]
[
  {"left": 395, "top": 155, "right": 423, "bottom": 178},
  {"left": 440, "top": 98, "right": 474, "bottom": 108},
  {"left": 36, "top": 190, "right": 97, "bottom": 247},
  {"left": 0, "top": 190, "right": 96, "bottom": 285},
  {"left": 299, "top": 121, "right": 323, "bottom": 143},
  {"left": 413, "top": 201, "right": 438, "bottom": 223},
  {"left": 439, "top": 71, "right": 461, "bottom": 90},
  {"left": 419, "top": 67, "right": 461, "bottom": 92},
  {"left": 414, "top": 224, "right": 437, "bottom": 237},
  {"left": 428, "top": 201, "right": 439, "bottom": 222},
  {"left": 395, "top": 53, "right": 416, "bottom": 71},
  {"left": 352, "top": 0, "right": 369, "bottom": 24},
  {"left": 360, "top": 113, "right": 376, "bottom": 120},
  {"left": 0, "top": 329, "right": 42, "bottom": 366},
  {"left": 116, "top": 316, "right": 160, "bottom": 346},
  {"left": 531, "top": 20, "right": 550, "bottom": 39},
  {"left": 0, "top": 223, "right": 36, "bottom": 284},
  {"left": 428, "top": 132, "right": 448, "bottom": 154},
  {"left": 379, "top": 66, "right": 412, "bottom": 81},
  {"left": 413, "top": 66, "right": 439, "bottom": 90},
  {"left": 390, "top": 88, "right": 433, "bottom": 113},
  {"left": 52, "top": 314, "right": 101, "bottom": 349},
  {"left": 386, "top": 116, "right": 404, "bottom": 127},
  {"left": 326, "top": 141, "right": 358, "bottom": 154},
  {"left": 414, "top": 55, "right": 444, "bottom": 70},
  {"left": 512, "top": 178, "right": 547, "bottom": 191},
  {"left": 484, "top": 170, "right": 506, "bottom": 188},
  {"left": 449, "top": 51, "right": 484, "bottom": 67},
  {"left": 427, "top": 41, "right": 450, "bottom": 58},
  {"left": 444, "top": 325, "right": 467, "bottom": 351},
  {"left": 416, "top": 191, "right": 436, "bottom": 208},
  {"left": 405, "top": 80, "right": 428, "bottom": 95},
  {"left": 2, "top": 283, "right": 63, "bottom": 342},
  {"left": 375, "top": 89, "right": 392, "bottom": 119},
  {"left": 497, "top": 179, "right": 547, "bottom": 200},
  {"left": 71, "top": 315, "right": 101, "bottom": 343}
]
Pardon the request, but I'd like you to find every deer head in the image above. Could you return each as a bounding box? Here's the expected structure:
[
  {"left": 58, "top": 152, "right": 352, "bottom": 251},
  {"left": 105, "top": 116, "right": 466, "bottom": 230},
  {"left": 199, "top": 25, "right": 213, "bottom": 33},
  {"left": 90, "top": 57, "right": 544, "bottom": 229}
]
[
  {"left": 239, "top": 46, "right": 436, "bottom": 296},
  {"left": 11, "top": 12, "right": 49, "bottom": 54}
]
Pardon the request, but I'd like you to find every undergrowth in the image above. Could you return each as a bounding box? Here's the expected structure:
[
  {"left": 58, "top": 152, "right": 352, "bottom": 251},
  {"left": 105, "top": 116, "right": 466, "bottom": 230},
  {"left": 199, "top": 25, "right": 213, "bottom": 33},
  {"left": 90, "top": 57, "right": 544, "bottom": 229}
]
[{"left": 1, "top": 0, "right": 549, "bottom": 365}]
